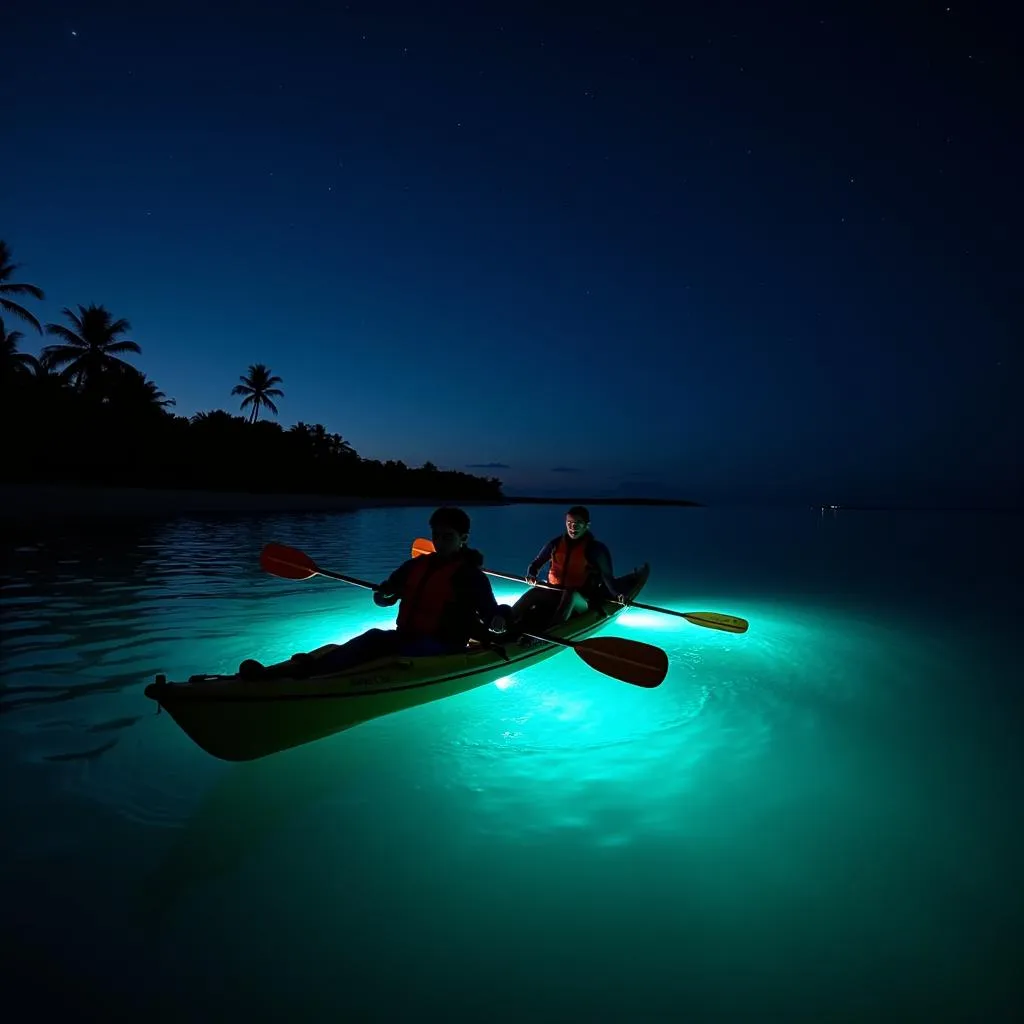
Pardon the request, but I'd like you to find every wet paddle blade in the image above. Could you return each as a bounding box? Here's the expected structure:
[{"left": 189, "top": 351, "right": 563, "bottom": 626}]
[
  {"left": 682, "top": 611, "right": 749, "bottom": 634},
  {"left": 411, "top": 537, "right": 434, "bottom": 558},
  {"left": 626, "top": 600, "right": 749, "bottom": 633},
  {"left": 260, "top": 542, "right": 320, "bottom": 580},
  {"left": 574, "top": 636, "right": 668, "bottom": 688}
]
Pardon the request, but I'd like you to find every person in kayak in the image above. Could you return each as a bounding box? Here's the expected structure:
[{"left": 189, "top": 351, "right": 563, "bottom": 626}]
[
  {"left": 241, "top": 507, "right": 511, "bottom": 678},
  {"left": 507, "top": 505, "right": 627, "bottom": 638}
]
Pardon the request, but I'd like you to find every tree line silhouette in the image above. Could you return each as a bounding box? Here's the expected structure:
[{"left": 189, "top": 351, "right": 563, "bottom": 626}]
[{"left": 0, "top": 240, "right": 504, "bottom": 500}]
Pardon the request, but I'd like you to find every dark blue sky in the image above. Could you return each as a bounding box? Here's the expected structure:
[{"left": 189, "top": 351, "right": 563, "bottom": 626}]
[{"left": 4, "top": 3, "right": 1020, "bottom": 506}]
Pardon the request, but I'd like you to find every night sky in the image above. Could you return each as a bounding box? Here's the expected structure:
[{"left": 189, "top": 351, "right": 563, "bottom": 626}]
[{"left": 4, "top": 3, "right": 1020, "bottom": 507}]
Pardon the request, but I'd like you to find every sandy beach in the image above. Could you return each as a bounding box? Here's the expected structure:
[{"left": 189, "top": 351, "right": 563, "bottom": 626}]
[{"left": 0, "top": 483, "right": 510, "bottom": 521}]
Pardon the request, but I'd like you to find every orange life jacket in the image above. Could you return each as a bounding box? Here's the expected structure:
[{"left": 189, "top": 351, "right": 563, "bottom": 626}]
[
  {"left": 548, "top": 535, "right": 594, "bottom": 588},
  {"left": 396, "top": 554, "right": 463, "bottom": 638}
]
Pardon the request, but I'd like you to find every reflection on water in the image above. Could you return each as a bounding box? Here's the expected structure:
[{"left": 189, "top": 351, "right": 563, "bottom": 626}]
[
  {"left": 1, "top": 512, "right": 372, "bottom": 712},
  {"left": 1, "top": 507, "right": 1022, "bottom": 1018}
]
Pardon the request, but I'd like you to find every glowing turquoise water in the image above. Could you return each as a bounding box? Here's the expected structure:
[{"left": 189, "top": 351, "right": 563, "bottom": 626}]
[{"left": 1, "top": 505, "right": 1020, "bottom": 1018}]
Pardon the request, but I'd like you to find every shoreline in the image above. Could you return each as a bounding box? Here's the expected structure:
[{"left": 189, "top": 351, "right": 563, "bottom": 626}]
[
  {"left": 504, "top": 495, "right": 703, "bottom": 508},
  {"left": 0, "top": 483, "right": 706, "bottom": 521},
  {"left": 0, "top": 483, "right": 505, "bottom": 520}
]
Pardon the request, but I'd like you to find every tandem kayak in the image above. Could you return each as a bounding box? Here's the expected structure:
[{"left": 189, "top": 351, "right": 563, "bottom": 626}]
[{"left": 144, "top": 563, "right": 652, "bottom": 762}]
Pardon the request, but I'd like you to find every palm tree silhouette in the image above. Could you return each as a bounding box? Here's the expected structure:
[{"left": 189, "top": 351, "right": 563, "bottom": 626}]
[
  {"left": 191, "top": 410, "right": 242, "bottom": 428},
  {"left": 1, "top": 317, "right": 42, "bottom": 379},
  {"left": 110, "top": 368, "right": 176, "bottom": 411},
  {"left": 289, "top": 422, "right": 356, "bottom": 459},
  {"left": 232, "top": 363, "right": 283, "bottom": 423},
  {"left": 0, "top": 240, "right": 46, "bottom": 334},
  {"left": 137, "top": 376, "right": 176, "bottom": 409},
  {"left": 42, "top": 304, "right": 142, "bottom": 397}
]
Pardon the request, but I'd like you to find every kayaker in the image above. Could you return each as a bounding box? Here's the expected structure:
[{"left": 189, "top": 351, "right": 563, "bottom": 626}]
[
  {"left": 510, "top": 505, "right": 627, "bottom": 635},
  {"left": 244, "top": 507, "right": 512, "bottom": 678}
]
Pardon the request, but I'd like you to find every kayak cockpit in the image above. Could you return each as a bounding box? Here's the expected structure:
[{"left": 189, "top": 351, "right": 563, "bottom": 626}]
[{"left": 147, "top": 564, "right": 649, "bottom": 696}]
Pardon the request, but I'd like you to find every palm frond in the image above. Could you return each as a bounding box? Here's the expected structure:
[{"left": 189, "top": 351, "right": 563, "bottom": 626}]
[
  {"left": 15, "top": 351, "right": 42, "bottom": 372},
  {"left": 58, "top": 306, "right": 86, "bottom": 331},
  {"left": 0, "top": 282, "right": 45, "bottom": 300},
  {"left": 104, "top": 339, "right": 143, "bottom": 355},
  {"left": 40, "top": 344, "right": 84, "bottom": 368},
  {"left": 53, "top": 357, "right": 89, "bottom": 381},
  {"left": 43, "top": 324, "right": 87, "bottom": 346},
  {"left": 0, "top": 298, "right": 42, "bottom": 333},
  {"left": 0, "top": 319, "right": 25, "bottom": 347}
]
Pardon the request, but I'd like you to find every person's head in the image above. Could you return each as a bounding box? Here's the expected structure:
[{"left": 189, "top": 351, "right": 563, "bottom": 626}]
[
  {"left": 429, "top": 506, "right": 471, "bottom": 557},
  {"left": 565, "top": 505, "right": 590, "bottom": 540}
]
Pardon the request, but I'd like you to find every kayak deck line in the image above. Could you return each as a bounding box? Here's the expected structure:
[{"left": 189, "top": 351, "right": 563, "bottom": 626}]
[{"left": 144, "top": 564, "right": 651, "bottom": 761}]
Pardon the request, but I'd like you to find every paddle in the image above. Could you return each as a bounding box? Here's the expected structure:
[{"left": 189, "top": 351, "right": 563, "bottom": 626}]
[
  {"left": 528, "top": 633, "right": 668, "bottom": 688},
  {"left": 260, "top": 542, "right": 380, "bottom": 591},
  {"left": 259, "top": 542, "right": 668, "bottom": 688},
  {"left": 412, "top": 537, "right": 749, "bottom": 634}
]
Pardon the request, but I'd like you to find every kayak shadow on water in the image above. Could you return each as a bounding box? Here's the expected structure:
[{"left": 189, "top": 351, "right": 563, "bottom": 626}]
[
  {"left": 42, "top": 737, "right": 120, "bottom": 762},
  {"left": 35, "top": 715, "right": 144, "bottom": 762},
  {"left": 0, "top": 670, "right": 148, "bottom": 762},
  {"left": 0, "top": 672, "right": 150, "bottom": 715},
  {"left": 133, "top": 731, "right": 391, "bottom": 932}
]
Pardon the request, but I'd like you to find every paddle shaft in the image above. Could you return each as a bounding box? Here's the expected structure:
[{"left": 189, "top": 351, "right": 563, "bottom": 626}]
[
  {"left": 262, "top": 542, "right": 668, "bottom": 687},
  {"left": 409, "top": 540, "right": 753, "bottom": 634},
  {"left": 523, "top": 632, "right": 578, "bottom": 649},
  {"left": 487, "top": 568, "right": 561, "bottom": 590},
  {"left": 310, "top": 575, "right": 644, "bottom": 667},
  {"left": 489, "top": 568, "right": 657, "bottom": 613},
  {"left": 523, "top": 632, "right": 659, "bottom": 674},
  {"left": 307, "top": 566, "right": 380, "bottom": 591},
  {"left": 483, "top": 570, "right": 701, "bottom": 620}
]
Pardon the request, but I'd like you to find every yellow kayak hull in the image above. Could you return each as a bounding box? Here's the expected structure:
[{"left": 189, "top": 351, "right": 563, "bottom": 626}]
[{"left": 144, "top": 564, "right": 651, "bottom": 761}]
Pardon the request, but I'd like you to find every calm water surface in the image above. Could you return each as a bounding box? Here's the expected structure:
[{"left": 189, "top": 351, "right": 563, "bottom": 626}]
[{"left": 1, "top": 504, "right": 1021, "bottom": 1020}]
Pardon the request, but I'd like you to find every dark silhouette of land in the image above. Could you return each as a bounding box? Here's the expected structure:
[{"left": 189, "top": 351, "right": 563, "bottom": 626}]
[
  {"left": 507, "top": 496, "right": 703, "bottom": 508},
  {"left": 0, "top": 240, "right": 502, "bottom": 506},
  {"left": 2, "top": 240, "right": 710, "bottom": 515}
]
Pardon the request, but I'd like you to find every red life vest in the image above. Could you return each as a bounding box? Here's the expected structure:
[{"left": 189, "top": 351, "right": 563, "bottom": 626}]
[
  {"left": 396, "top": 555, "right": 463, "bottom": 637},
  {"left": 548, "top": 535, "right": 594, "bottom": 588}
]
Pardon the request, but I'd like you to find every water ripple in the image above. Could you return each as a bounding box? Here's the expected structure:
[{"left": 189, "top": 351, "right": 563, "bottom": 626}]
[{"left": 1, "top": 507, "right": 1014, "bottom": 859}]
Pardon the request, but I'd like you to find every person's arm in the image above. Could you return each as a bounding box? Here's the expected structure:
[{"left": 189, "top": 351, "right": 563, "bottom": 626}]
[
  {"left": 467, "top": 569, "right": 500, "bottom": 620},
  {"left": 374, "top": 558, "right": 415, "bottom": 606},
  {"left": 467, "top": 569, "right": 513, "bottom": 634},
  {"left": 590, "top": 542, "right": 624, "bottom": 601},
  {"left": 526, "top": 537, "right": 558, "bottom": 579}
]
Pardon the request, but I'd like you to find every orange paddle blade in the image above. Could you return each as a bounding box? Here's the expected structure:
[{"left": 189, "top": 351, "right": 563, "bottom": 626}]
[
  {"left": 260, "top": 542, "right": 320, "bottom": 580},
  {"left": 412, "top": 537, "right": 434, "bottom": 558},
  {"left": 574, "top": 636, "right": 668, "bottom": 688}
]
